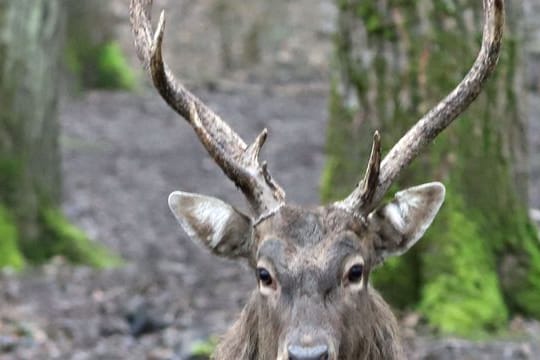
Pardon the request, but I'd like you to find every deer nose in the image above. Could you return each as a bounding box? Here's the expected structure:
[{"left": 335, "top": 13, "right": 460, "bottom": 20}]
[{"left": 287, "top": 344, "right": 329, "bottom": 360}]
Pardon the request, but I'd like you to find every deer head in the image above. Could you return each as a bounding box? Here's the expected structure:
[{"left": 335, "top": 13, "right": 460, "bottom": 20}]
[{"left": 130, "top": 0, "right": 504, "bottom": 359}]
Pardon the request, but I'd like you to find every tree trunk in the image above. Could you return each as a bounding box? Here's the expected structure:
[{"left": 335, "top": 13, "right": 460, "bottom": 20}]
[
  {"left": 65, "top": 0, "right": 134, "bottom": 90},
  {"left": 0, "top": 0, "right": 118, "bottom": 268},
  {"left": 323, "top": 0, "right": 540, "bottom": 335}
]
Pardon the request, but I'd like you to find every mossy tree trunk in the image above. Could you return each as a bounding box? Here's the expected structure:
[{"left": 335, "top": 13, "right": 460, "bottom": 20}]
[
  {"left": 323, "top": 0, "right": 540, "bottom": 335},
  {"left": 65, "top": 0, "right": 134, "bottom": 90},
  {"left": 0, "top": 0, "right": 119, "bottom": 268}
]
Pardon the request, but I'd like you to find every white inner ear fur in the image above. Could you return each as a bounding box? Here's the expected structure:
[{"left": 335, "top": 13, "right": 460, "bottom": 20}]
[
  {"left": 168, "top": 191, "right": 249, "bottom": 252},
  {"left": 193, "top": 198, "right": 230, "bottom": 248},
  {"left": 370, "top": 182, "right": 446, "bottom": 258}
]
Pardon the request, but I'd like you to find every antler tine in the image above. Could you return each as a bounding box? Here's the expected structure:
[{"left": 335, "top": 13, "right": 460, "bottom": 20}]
[
  {"left": 129, "top": 0, "right": 285, "bottom": 215},
  {"left": 337, "top": 131, "right": 381, "bottom": 213},
  {"left": 338, "top": 0, "right": 504, "bottom": 214}
]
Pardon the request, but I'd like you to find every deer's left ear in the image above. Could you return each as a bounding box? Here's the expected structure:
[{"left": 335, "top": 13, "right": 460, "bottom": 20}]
[
  {"left": 368, "top": 182, "right": 445, "bottom": 264},
  {"left": 168, "top": 191, "right": 253, "bottom": 259}
]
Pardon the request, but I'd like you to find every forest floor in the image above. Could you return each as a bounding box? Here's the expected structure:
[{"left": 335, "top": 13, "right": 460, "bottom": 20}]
[{"left": 1, "top": 83, "right": 539, "bottom": 359}]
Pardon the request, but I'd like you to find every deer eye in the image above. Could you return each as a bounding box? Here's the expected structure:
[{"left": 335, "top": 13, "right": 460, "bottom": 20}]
[
  {"left": 257, "top": 267, "right": 273, "bottom": 286},
  {"left": 347, "top": 264, "right": 363, "bottom": 283}
]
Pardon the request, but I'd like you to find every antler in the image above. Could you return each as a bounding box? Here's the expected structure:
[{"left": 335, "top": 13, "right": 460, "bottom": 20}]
[
  {"left": 129, "top": 0, "right": 285, "bottom": 216},
  {"left": 337, "top": 0, "right": 504, "bottom": 214}
]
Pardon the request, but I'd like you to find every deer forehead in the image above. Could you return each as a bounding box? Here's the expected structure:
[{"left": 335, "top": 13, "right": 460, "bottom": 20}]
[
  {"left": 255, "top": 206, "right": 369, "bottom": 269},
  {"left": 256, "top": 206, "right": 362, "bottom": 238}
]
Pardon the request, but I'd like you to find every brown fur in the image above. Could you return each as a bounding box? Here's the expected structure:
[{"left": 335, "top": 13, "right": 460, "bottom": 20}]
[
  {"left": 215, "top": 289, "right": 404, "bottom": 360},
  {"left": 212, "top": 205, "right": 407, "bottom": 360},
  {"left": 169, "top": 185, "right": 445, "bottom": 360}
]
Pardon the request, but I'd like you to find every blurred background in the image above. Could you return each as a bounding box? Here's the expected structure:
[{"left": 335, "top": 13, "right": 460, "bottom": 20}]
[{"left": 1, "top": 0, "right": 540, "bottom": 359}]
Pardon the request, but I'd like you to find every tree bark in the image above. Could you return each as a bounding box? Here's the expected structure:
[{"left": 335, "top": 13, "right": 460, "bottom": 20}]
[
  {"left": 0, "top": 0, "right": 63, "bottom": 260},
  {"left": 324, "top": 0, "right": 540, "bottom": 334},
  {"left": 0, "top": 0, "right": 118, "bottom": 267}
]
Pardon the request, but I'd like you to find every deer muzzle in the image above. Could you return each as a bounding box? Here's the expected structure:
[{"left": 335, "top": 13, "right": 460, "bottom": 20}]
[{"left": 287, "top": 344, "right": 329, "bottom": 360}]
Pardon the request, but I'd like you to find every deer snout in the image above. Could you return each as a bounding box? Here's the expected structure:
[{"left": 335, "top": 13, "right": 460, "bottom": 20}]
[{"left": 287, "top": 344, "right": 329, "bottom": 360}]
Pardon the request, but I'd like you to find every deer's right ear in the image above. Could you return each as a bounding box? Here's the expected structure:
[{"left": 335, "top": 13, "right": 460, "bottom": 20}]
[
  {"left": 168, "top": 191, "right": 253, "bottom": 259},
  {"left": 367, "top": 182, "right": 445, "bottom": 265}
]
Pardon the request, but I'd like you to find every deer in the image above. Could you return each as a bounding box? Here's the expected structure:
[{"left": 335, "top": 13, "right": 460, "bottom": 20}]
[{"left": 129, "top": 0, "right": 504, "bottom": 359}]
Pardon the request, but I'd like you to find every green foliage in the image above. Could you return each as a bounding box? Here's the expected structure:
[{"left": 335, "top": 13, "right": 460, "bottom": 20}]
[
  {"left": 0, "top": 205, "right": 25, "bottom": 270},
  {"left": 420, "top": 195, "right": 508, "bottom": 336},
  {"left": 94, "top": 42, "right": 136, "bottom": 90},
  {"left": 372, "top": 252, "right": 420, "bottom": 309},
  {"left": 66, "top": 40, "right": 135, "bottom": 91},
  {"left": 189, "top": 337, "right": 218, "bottom": 358},
  {"left": 20, "top": 207, "right": 122, "bottom": 268}
]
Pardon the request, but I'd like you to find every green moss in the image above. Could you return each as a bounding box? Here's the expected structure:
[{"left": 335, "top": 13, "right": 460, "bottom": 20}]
[
  {"left": 0, "top": 158, "right": 121, "bottom": 269},
  {"left": 42, "top": 207, "right": 122, "bottom": 268},
  {"left": 66, "top": 40, "right": 136, "bottom": 91},
  {"left": 432, "top": 0, "right": 457, "bottom": 16},
  {"left": 189, "top": 337, "right": 218, "bottom": 357},
  {"left": 21, "top": 207, "right": 122, "bottom": 268},
  {"left": 320, "top": 81, "right": 358, "bottom": 203},
  {"left": 371, "top": 253, "right": 420, "bottom": 309},
  {"left": 0, "top": 157, "right": 22, "bottom": 205},
  {"left": 320, "top": 156, "right": 345, "bottom": 202},
  {"left": 65, "top": 41, "right": 83, "bottom": 78},
  {"left": 355, "top": 2, "right": 397, "bottom": 40},
  {"left": 64, "top": 0, "right": 136, "bottom": 91},
  {"left": 94, "top": 42, "right": 136, "bottom": 90},
  {"left": 501, "top": 212, "right": 540, "bottom": 317},
  {"left": 0, "top": 205, "right": 25, "bottom": 270},
  {"left": 420, "top": 195, "right": 508, "bottom": 336}
]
